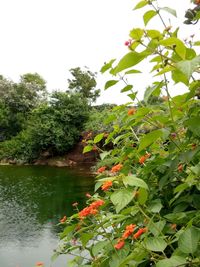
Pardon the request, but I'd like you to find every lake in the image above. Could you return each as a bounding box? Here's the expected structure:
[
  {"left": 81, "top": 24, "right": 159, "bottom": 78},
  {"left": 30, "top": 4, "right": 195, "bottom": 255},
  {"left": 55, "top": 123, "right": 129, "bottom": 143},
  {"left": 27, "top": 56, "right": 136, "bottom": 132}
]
[{"left": 0, "top": 165, "right": 94, "bottom": 267}]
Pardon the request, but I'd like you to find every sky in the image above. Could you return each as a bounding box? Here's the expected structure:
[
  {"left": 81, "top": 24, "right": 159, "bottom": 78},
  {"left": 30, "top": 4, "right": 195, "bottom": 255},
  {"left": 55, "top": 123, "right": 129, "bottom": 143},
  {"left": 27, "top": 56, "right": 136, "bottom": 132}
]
[{"left": 0, "top": 0, "right": 198, "bottom": 104}]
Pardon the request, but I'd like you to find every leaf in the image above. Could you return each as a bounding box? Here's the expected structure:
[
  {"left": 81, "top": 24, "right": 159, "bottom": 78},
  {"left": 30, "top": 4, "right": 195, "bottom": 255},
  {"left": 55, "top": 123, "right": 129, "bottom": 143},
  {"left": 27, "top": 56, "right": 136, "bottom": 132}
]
[
  {"left": 144, "top": 237, "right": 167, "bottom": 252},
  {"left": 130, "top": 28, "right": 144, "bottom": 40},
  {"left": 83, "top": 145, "right": 93, "bottom": 153},
  {"left": 94, "top": 133, "right": 104, "bottom": 144},
  {"left": 149, "top": 220, "right": 166, "bottom": 236},
  {"left": 143, "top": 10, "right": 157, "bottom": 26},
  {"left": 80, "top": 233, "right": 94, "bottom": 247},
  {"left": 121, "top": 85, "right": 133, "bottom": 93},
  {"left": 185, "top": 116, "right": 200, "bottom": 137},
  {"left": 100, "top": 151, "right": 111, "bottom": 160},
  {"left": 156, "top": 256, "right": 187, "bottom": 267},
  {"left": 176, "top": 56, "right": 200, "bottom": 80},
  {"left": 146, "top": 30, "right": 162, "bottom": 39},
  {"left": 149, "top": 199, "right": 163, "bottom": 213},
  {"left": 172, "top": 69, "right": 189, "bottom": 85},
  {"left": 125, "top": 69, "right": 142, "bottom": 74},
  {"left": 178, "top": 226, "right": 200, "bottom": 254},
  {"left": 104, "top": 80, "right": 119, "bottom": 90},
  {"left": 143, "top": 83, "right": 162, "bottom": 103},
  {"left": 160, "top": 7, "right": 177, "bottom": 17},
  {"left": 113, "top": 51, "right": 147, "bottom": 74},
  {"left": 123, "top": 175, "right": 149, "bottom": 190},
  {"left": 138, "top": 129, "right": 169, "bottom": 152},
  {"left": 138, "top": 188, "right": 148, "bottom": 205},
  {"left": 100, "top": 59, "right": 116, "bottom": 73},
  {"left": 133, "top": 0, "right": 148, "bottom": 10},
  {"left": 110, "top": 189, "right": 134, "bottom": 213},
  {"left": 92, "top": 240, "right": 109, "bottom": 256},
  {"left": 159, "top": 37, "right": 186, "bottom": 59}
]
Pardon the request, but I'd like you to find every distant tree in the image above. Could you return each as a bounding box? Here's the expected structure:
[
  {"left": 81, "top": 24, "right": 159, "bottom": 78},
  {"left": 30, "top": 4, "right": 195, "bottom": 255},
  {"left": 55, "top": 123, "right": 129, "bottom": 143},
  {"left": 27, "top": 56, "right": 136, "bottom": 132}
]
[
  {"left": 67, "top": 67, "right": 100, "bottom": 104},
  {"left": 0, "top": 73, "right": 47, "bottom": 140}
]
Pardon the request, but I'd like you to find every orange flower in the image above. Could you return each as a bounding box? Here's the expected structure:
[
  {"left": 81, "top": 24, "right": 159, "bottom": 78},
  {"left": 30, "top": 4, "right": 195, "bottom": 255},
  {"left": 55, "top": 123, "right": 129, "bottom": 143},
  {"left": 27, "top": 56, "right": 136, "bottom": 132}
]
[
  {"left": 195, "top": 0, "right": 200, "bottom": 5},
  {"left": 122, "top": 224, "right": 136, "bottom": 239},
  {"left": 139, "top": 153, "right": 151, "bottom": 164},
  {"left": 114, "top": 240, "right": 125, "bottom": 250},
  {"left": 133, "top": 227, "right": 147, "bottom": 239},
  {"left": 170, "top": 223, "right": 177, "bottom": 230},
  {"left": 78, "top": 199, "right": 105, "bottom": 219},
  {"left": 97, "top": 166, "right": 107, "bottom": 173},
  {"left": 111, "top": 164, "right": 123, "bottom": 173},
  {"left": 128, "top": 108, "right": 136, "bottom": 116},
  {"left": 60, "top": 215, "right": 67, "bottom": 223},
  {"left": 178, "top": 164, "right": 183, "bottom": 172},
  {"left": 35, "top": 262, "right": 44, "bottom": 266},
  {"left": 101, "top": 180, "right": 113, "bottom": 191}
]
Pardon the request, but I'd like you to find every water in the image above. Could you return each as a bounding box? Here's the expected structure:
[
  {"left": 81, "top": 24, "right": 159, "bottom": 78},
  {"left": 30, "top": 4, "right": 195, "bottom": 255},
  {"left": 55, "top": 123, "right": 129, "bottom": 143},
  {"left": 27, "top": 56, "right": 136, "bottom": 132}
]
[{"left": 0, "top": 165, "right": 94, "bottom": 267}]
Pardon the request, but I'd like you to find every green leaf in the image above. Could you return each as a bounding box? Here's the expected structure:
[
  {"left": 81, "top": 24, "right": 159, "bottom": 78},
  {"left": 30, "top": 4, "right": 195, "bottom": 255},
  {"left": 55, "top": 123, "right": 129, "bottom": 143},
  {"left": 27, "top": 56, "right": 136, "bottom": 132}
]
[
  {"left": 138, "top": 188, "right": 148, "bottom": 205},
  {"left": 94, "top": 133, "right": 104, "bottom": 144},
  {"left": 130, "top": 28, "right": 144, "bottom": 40},
  {"left": 149, "top": 199, "right": 163, "bottom": 213},
  {"left": 159, "top": 37, "right": 186, "bottom": 59},
  {"left": 178, "top": 226, "right": 200, "bottom": 254},
  {"left": 94, "top": 181, "right": 103, "bottom": 192},
  {"left": 104, "top": 80, "right": 119, "bottom": 90},
  {"left": 113, "top": 52, "right": 147, "bottom": 74},
  {"left": 80, "top": 233, "right": 94, "bottom": 247},
  {"left": 123, "top": 175, "right": 149, "bottom": 190},
  {"left": 172, "top": 69, "right": 189, "bottom": 85},
  {"left": 143, "top": 83, "right": 162, "bottom": 103},
  {"left": 120, "top": 85, "right": 133, "bottom": 93},
  {"left": 92, "top": 240, "right": 110, "bottom": 256},
  {"left": 110, "top": 189, "right": 134, "bottom": 213},
  {"left": 143, "top": 10, "right": 157, "bottom": 26},
  {"left": 144, "top": 237, "right": 167, "bottom": 252},
  {"left": 138, "top": 129, "right": 169, "bottom": 152},
  {"left": 149, "top": 220, "right": 166, "bottom": 237},
  {"left": 160, "top": 7, "right": 177, "bottom": 17},
  {"left": 125, "top": 69, "right": 142, "bottom": 74},
  {"left": 133, "top": 0, "right": 148, "bottom": 10},
  {"left": 156, "top": 256, "right": 187, "bottom": 267},
  {"left": 100, "top": 151, "right": 111, "bottom": 160},
  {"left": 83, "top": 145, "right": 93, "bottom": 153},
  {"left": 185, "top": 116, "right": 200, "bottom": 137},
  {"left": 146, "top": 30, "right": 162, "bottom": 39},
  {"left": 176, "top": 56, "right": 200, "bottom": 80},
  {"left": 100, "top": 59, "right": 116, "bottom": 73}
]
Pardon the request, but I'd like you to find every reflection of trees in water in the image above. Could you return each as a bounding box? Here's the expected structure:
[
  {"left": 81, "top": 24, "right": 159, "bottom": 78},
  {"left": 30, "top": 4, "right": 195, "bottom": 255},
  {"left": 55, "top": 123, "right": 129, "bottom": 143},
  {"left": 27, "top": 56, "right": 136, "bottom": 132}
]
[{"left": 0, "top": 165, "right": 94, "bottom": 243}]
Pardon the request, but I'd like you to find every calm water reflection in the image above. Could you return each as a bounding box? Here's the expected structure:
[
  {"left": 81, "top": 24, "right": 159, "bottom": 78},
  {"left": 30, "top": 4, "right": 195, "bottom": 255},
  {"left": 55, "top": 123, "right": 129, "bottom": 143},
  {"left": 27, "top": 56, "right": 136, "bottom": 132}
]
[{"left": 0, "top": 165, "right": 94, "bottom": 267}]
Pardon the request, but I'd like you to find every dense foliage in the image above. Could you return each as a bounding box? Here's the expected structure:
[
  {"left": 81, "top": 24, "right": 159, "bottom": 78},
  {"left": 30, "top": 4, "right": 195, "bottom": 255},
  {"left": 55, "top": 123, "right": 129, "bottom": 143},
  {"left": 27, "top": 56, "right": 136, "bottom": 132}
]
[
  {"left": 55, "top": 1, "right": 200, "bottom": 266},
  {"left": 0, "top": 69, "right": 102, "bottom": 162}
]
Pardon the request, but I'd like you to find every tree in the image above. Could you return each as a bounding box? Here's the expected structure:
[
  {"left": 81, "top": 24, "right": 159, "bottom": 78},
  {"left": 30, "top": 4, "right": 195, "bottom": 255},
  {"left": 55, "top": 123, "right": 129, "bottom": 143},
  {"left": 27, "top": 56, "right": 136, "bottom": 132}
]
[
  {"left": 0, "top": 73, "right": 47, "bottom": 140},
  {"left": 67, "top": 67, "right": 100, "bottom": 103}
]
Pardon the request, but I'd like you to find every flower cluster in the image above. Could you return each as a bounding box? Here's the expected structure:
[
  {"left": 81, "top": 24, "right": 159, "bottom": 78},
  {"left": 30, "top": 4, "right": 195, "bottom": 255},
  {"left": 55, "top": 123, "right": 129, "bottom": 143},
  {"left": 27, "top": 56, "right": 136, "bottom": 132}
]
[
  {"left": 35, "top": 262, "right": 44, "bottom": 267},
  {"left": 78, "top": 199, "right": 105, "bottom": 219},
  {"left": 127, "top": 108, "right": 136, "bottom": 116},
  {"left": 114, "top": 225, "right": 147, "bottom": 250},
  {"left": 139, "top": 153, "right": 151, "bottom": 164},
  {"left": 60, "top": 215, "right": 67, "bottom": 223},
  {"left": 111, "top": 164, "right": 123, "bottom": 173},
  {"left": 133, "top": 227, "right": 148, "bottom": 239},
  {"left": 97, "top": 166, "right": 107, "bottom": 173},
  {"left": 101, "top": 180, "right": 113, "bottom": 191}
]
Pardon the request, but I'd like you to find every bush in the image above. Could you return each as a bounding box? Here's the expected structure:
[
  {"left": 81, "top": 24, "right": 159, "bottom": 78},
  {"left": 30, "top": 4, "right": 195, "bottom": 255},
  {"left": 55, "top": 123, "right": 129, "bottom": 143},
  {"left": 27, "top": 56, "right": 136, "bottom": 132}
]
[{"left": 55, "top": 1, "right": 200, "bottom": 266}]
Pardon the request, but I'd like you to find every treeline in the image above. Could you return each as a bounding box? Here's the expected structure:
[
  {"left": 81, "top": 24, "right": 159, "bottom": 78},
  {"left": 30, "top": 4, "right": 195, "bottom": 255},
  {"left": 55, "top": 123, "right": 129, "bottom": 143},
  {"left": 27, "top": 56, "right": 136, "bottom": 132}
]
[{"left": 0, "top": 68, "right": 112, "bottom": 163}]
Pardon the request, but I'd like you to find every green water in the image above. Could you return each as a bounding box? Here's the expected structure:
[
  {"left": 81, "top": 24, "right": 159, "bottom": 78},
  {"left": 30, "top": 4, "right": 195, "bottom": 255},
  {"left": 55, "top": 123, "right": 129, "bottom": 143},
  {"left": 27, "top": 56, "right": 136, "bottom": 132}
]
[{"left": 0, "top": 165, "right": 94, "bottom": 267}]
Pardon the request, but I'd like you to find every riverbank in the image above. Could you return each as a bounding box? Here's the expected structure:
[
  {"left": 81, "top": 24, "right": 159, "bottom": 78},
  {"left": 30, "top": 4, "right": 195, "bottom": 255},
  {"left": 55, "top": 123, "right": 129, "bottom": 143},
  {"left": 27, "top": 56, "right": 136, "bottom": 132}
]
[{"left": 0, "top": 136, "right": 98, "bottom": 167}]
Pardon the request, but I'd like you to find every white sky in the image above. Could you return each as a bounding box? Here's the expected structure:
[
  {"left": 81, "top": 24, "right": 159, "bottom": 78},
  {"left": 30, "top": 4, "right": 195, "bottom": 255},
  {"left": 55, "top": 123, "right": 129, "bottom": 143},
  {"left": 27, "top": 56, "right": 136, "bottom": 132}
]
[{"left": 0, "top": 0, "right": 198, "bottom": 104}]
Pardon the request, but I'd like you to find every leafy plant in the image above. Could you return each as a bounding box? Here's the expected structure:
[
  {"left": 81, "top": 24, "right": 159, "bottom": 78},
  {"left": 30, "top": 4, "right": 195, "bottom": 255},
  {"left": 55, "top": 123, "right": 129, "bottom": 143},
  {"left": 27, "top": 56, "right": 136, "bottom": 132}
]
[{"left": 55, "top": 1, "right": 200, "bottom": 266}]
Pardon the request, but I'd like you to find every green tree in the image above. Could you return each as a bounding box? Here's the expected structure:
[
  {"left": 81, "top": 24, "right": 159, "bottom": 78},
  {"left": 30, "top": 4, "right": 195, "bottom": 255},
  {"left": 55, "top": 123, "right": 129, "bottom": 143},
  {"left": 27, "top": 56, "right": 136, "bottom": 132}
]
[
  {"left": 0, "top": 73, "right": 47, "bottom": 140},
  {"left": 67, "top": 67, "right": 100, "bottom": 104}
]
